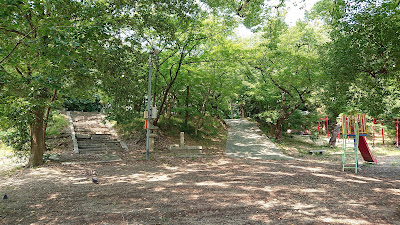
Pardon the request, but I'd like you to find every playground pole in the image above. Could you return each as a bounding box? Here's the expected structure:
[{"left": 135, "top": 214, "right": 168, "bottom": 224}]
[
  {"left": 326, "top": 117, "right": 329, "bottom": 138},
  {"left": 373, "top": 119, "right": 375, "bottom": 147},
  {"left": 317, "top": 120, "right": 320, "bottom": 137}
]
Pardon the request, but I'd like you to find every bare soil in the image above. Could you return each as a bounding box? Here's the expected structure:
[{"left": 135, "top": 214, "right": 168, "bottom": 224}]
[{"left": 1, "top": 127, "right": 400, "bottom": 224}]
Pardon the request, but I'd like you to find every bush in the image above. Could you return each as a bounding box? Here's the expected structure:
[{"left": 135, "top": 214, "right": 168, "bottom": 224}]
[{"left": 63, "top": 96, "right": 102, "bottom": 112}]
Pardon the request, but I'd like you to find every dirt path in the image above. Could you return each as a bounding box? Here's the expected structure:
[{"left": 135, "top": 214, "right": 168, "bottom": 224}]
[
  {"left": 0, "top": 157, "right": 399, "bottom": 224},
  {"left": 225, "top": 119, "right": 293, "bottom": 160},
  {"left": 1, "top": 118, "right": 400, "bottom": 224}
]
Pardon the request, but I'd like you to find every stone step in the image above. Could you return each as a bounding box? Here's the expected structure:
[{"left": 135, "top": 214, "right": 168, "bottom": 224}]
[
  {"left": 75, "top": 133, "right": 113, "bottom": 137},
  {"left": 74, "top": 120, "right": 104, "bottom": 124},
  {"left": 75, "top": 128, "right": 110, "bottom": 132},
  {"left": 91, "top": 134, "right": 115, "bottom": 140},
  {"left": 77, "top": 139, "right": 119, "bottom": 143},
  {"left": 78, "top": 143, "right": 121, "bottom": 149},
  {"left": 72, "top": 116, "right": 103, "bottom": 121},
  {"left": 79, "top": 148, "right": 122, "bottom": 154},
  {"left": 75, "top": 134, "right": 91, "bottom": 139},
  {"left": 73, "top": 124, "right": 108, "bottom": 128},
  {"left": 79, "top": 149, "right": 109, "bottom": 154},
  {"left": 69, "top": 111, "right": 128, "bottom": 155}
]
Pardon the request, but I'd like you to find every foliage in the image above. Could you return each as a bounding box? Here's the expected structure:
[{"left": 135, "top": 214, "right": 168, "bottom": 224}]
[
  {"left": 243, "top": 18, "right": 326, "bottom": 141},
  {"left": 310, "top": 0, "right": 400, "bottom": 120},
  {"left": 0, "top": 0, "right": 128, "bottom": 166},
  {"left": 45, "top": 112, "right": 68, "bottom": 137},
  {"left": 63, "top": 96, "right": 102, "bottom": 112}
]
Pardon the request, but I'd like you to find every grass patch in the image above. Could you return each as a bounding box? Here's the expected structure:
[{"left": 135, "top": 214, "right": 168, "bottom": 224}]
[
  {"left": 46, "top": 111, "right": 69, "bottom": 137},
  {"left": 369, "top": 145, "right": 400, "bottom": 156},
  {"left": 274, "top": 134, "right": 342, "bottom": 158},
  {"left": 114, "top": 118, "right": 146, "bottom": 139},
  {"left": 0, "top": 141, "right": 12, "bottom": 158},
  {"left": 0, "top": 141, "right": 26, "bottom": 175}
]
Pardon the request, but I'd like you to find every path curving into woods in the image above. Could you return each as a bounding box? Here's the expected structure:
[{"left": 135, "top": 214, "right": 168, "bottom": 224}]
[{"left": 225, "top": 119, "right": 293, "bottom": 160}]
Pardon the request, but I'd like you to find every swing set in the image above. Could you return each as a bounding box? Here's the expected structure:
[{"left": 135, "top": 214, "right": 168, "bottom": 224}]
[
  {"left": 317, "top": 117, "right": 329, "bottom": 138},
  {"left": 372, "top": 118, "right": 399, "bottom": 148}
]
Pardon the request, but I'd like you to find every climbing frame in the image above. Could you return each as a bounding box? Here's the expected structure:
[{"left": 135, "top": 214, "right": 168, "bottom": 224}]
[{"left": 341, "top": 114, "right": 365, "bottom": 174}]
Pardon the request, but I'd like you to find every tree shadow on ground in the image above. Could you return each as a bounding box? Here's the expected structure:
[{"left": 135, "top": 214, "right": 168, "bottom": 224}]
[{"left": 0, "top": 157, "right": 399, "bottom": 224}]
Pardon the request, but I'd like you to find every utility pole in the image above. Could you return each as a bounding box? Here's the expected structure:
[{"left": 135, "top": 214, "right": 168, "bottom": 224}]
[{"left": 146, "top": 51, "right": 153, "bottom": 160}]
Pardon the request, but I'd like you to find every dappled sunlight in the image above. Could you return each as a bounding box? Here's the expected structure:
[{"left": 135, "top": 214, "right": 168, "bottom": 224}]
[
  {"left": 388, "top": 188, "right": 400, "bottom": 195},
  {"left": 47, "top": 193, "right": 61, "bottom": 200},
  {"left": 101, "top": 171, "right": 179, "bottom": 184},
  {"left": 373, "top": 187, "right": 400, "bottom": 196},
  {"left": 292, "top": 203, "right": 317, "bottom": 210},
  {"left": 153, "top": 187, "right": 166, "bottom": 192},
  {"left": 195, "top": 181, "right": 230, "bottom": 188},
  {"left": 256, "top": 199, "right": 279, "bottom": 210},
  {"left": 264, "top": 171, "right": 296, "bottom": 176},
  {"left": 287, "top": 164, "right": 328, "bottom": 172},
  {"left": 1, "top": 157, "right": 399, "bottom": 224},
  {"left": 320, "top": 216, "right": 372, "bottom": 224},
  {"left": 347, "top": 174, "right": 383, "bottom": 182},
  {"left": 31, "top": 167, "right": 64, "bottom": 176},
  {"left": 162, "top": 166, "right": 179, "bottom": 171},
  {"left": 299, "top": 188, "right": 327, "bottom": 194},
  {"left": 312, "top": 173, "right": 368, "bottom": 184}
]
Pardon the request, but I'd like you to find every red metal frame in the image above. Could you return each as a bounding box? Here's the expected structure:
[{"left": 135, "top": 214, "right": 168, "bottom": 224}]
[
  {"left": 394, "top": 119, "right": 399, "bottom": 149},
  {"left": 317, "top": 117, "right": 329, "bottom": 138},
  {"left": 372, "top": 119, "right": 385, "bottom": 146}
]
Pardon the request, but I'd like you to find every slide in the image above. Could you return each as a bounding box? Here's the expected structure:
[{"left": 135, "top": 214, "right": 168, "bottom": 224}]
[{"left": 358, "top": 136, "right": 377, "bottom": 163}]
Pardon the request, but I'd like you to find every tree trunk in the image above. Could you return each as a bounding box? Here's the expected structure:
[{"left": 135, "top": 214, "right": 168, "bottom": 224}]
[
  {"left": 185, "top": 85, "right": 189, "bottom": 125},
  {"left": 27, "top": 108, "right": 45, "bottom": 167},
  {"left": 273, "top": 92, "right": 301, "bottom": 142},
  {"left": 166, "top": 94, "right": 173, "bottom": 122},
  {"left": 329, "top": 125, "right": 341, "bottom": 148},
  {"left": 43, "top": 89, "right": 57, "bottom": 150},
  {"left": 229, "top": 100, "right": 234, "bottom": 119},
  {"left": 194, "top": 93, "right": 209, "bottom": 136},
  {"left": 240, "top": 103, "right": 245, "bottom": 118},
  {"left": 214, "top": 115, "right": 227, "bottom": 130},
  {"left": 269, "top": 122, "right": 275, "bottom": 137},
  {"left": 275, "top": 118, "right": 284, "bottom": 142}
]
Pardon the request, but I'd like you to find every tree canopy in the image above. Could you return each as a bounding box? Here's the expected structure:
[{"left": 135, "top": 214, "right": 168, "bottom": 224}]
[{"left": 1, "top": 0, "right": 399, "bottom": 165}]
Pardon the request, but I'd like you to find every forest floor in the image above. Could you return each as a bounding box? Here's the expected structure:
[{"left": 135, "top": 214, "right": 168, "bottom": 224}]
[{"left": 1, "top": 119, "right": 400, "bottom": 224}]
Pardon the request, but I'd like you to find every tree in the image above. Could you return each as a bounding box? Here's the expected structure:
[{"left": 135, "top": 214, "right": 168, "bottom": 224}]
[
  {"left": 247, "top": 19, "right": 325, "bottom": 141},
  {"left": 309, "top": 0, "right": 400, "bottom": 145},
  {"left": 0, "top": 0, "right": 122, "bottom": 166}
]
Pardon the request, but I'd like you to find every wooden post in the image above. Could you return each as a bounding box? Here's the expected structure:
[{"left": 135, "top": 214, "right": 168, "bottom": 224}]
[
  {"left": 180, "top": 132, "right": 185, "bottom": 148},
  {"left": 149, "top": 134, "right": 155, "bottom": 151}
]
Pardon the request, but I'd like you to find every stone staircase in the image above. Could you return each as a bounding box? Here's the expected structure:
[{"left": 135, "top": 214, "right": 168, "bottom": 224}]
[{"left": 68, "top": 111, "right": 128, "bottom": 159}]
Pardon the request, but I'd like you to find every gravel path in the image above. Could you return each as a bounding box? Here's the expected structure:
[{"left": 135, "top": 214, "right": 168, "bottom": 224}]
[{"left": 225, "top": 119, "right": 293, "bottom": 160}]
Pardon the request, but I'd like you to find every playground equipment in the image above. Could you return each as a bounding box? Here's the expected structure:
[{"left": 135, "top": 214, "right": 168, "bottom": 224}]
[
  {"left": 341, "top": 114, "right": 377, "bottom": 174},
  {"left": 317, "top": 117, "right": 329, "bottom": 138},
  {"left": 393, "top": 119, "right": 399, "bottom": 149},
  {"left": 372, "top": 119, "right": 385, "bottom": 147}
]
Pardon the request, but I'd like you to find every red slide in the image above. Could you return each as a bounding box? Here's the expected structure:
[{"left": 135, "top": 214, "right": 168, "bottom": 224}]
[{"left": 358, "top": 136, "right": 377, "bottom": 163}]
